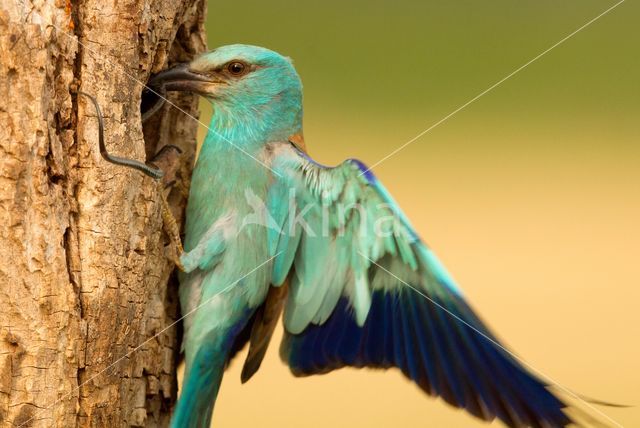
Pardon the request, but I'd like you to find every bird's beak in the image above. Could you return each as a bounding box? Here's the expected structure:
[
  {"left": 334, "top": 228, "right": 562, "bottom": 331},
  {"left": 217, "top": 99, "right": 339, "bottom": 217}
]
[{"left": 148, "top": 62, "right": 215, "bottom": 94}]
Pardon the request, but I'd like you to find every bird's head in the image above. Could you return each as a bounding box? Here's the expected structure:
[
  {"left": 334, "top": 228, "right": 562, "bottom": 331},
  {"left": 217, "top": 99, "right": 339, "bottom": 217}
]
[{"left": 150, "top": 44, "right": 303, "bottom": 142}]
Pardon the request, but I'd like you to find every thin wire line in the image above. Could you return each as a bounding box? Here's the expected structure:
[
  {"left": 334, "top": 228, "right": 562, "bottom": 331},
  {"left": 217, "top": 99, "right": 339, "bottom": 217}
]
[
  {"left": 17, "top": 253, "right": 280, "bottom": 428},
  {"left": 49, "top": 23, "right": 282, "bottom": 177},
  {"left": 360, "top": 0, "right": 626, "bottom": 176},
  {"left": 359, "top": 252, "right": 623, "bottom": 428}
]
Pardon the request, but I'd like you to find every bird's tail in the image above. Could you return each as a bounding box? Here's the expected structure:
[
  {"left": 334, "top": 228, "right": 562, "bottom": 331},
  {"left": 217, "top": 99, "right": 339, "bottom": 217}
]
[{"left": 170, "top": 343, "right": 226, "bottom": 428}]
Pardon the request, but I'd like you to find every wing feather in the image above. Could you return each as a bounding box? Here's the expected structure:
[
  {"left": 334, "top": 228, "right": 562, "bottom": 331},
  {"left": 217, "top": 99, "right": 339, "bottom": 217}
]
[{"left": 267, "top": 142, "right": 572, "bottom": 427}]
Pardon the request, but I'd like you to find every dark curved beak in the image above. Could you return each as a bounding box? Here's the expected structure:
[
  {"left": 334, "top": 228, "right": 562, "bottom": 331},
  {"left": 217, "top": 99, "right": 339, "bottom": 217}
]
[{"left": 148, "top": 62, "right": 214, "bottom": 93}]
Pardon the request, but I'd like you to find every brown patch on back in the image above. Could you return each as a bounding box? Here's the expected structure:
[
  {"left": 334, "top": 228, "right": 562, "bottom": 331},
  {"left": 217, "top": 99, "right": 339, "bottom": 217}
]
[
  {"left": 241, "top": 282, "right": 289, "bottom": 383},
  {"left": 288, "top": 132, "right": 306, "bottom": 151}
]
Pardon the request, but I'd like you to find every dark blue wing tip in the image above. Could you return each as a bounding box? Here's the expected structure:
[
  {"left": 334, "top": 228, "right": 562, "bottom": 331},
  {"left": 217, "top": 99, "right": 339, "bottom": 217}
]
[
  {"left": 286, "top": 290, "right": 572, "bottom": 427},
  {"left": 348, "top": 159, "right": 377, "bottom": 184}
]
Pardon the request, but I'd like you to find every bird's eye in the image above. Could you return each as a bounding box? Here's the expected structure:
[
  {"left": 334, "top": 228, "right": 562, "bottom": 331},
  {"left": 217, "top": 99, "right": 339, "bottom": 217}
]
[{"left": 226, "top": 61, "right": 247, "bottom": 76}]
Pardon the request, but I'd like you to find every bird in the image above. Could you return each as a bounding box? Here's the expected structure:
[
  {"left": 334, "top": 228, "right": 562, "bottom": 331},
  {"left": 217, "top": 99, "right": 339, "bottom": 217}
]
[{"left": 148, "top": 44, "right": 575, "bottom": 428}]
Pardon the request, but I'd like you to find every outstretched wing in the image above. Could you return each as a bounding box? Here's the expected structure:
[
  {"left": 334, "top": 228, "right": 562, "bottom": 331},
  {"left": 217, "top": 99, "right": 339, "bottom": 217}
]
[{"left": 267, "top": 142, "right": 571, "bottom": 428}]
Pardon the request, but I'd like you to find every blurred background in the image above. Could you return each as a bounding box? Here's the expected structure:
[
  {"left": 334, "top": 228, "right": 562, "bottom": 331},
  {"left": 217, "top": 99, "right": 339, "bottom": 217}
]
[{"left": 188, "top": 1, "right": 639, "bottom": 426}]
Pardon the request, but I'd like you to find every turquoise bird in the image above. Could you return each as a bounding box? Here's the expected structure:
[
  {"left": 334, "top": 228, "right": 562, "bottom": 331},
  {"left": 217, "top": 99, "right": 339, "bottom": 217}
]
[{"left": 148, "top": 45, "right": 573, "bottom": 428}]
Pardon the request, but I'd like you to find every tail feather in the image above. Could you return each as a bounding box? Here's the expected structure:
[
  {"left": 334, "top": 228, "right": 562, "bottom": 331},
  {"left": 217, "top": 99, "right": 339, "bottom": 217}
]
[
  {"left": 173, "top": 306, "right": 255, "bottom": 427},
  {"left": 171, "top": 344, "right": 225, "bottom": 428}
]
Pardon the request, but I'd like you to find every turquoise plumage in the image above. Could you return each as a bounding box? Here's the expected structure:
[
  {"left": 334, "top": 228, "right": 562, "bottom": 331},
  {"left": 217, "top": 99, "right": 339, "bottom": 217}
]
[{"left": 149, "top": 44, "right": 574, "bottom": 427}]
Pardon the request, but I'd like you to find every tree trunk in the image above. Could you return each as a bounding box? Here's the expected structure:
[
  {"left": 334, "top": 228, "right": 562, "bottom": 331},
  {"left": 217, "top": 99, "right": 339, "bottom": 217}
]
[{"left": 0, "top": 0, "right": 206, "bottom": 426}]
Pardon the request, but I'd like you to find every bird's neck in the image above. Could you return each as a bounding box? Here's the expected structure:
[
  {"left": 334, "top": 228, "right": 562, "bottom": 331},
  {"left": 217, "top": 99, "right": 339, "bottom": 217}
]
[
  {"left": 185, "top": 101, "right": 302, "bottom": 248},
  {"left": 207, "top": 94, "right": 303, "bottom": 149}
]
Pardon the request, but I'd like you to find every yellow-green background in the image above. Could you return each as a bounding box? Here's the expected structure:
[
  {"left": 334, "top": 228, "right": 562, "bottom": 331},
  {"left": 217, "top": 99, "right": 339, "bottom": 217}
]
[{"left": 188, "top": 1, "right": 639, "bottom": 426}]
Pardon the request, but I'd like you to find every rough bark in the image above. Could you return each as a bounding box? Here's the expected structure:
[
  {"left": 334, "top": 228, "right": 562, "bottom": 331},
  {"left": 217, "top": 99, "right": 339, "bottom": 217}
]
[{"left": 0, "top": 0, "right": 206, "bottom": 426}]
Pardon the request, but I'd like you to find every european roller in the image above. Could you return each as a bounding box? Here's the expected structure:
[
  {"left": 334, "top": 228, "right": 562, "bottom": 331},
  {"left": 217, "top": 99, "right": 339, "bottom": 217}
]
[{"left": 147, "top": 44, "right": 576, "bottom": 428}]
